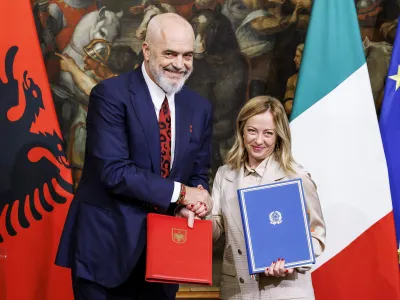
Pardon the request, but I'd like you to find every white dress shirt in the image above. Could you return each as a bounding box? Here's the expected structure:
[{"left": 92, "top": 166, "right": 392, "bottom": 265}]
[{"left": 142, "top": 63, "right": 181, "bottom": 203}]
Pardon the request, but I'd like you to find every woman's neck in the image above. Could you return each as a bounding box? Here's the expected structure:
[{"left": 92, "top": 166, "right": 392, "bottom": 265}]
[{"left": 247, "top": 155, "right": 269, "bottom": 170}]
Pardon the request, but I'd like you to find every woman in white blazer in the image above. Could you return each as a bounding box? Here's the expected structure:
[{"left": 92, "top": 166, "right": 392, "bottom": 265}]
[{"left": 207, "top": 96, "right": 326, "bottom": 300}]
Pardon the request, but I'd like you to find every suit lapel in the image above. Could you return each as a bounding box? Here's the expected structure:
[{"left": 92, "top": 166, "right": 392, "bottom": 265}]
[
  {"left": 170, "top": 89, "right": 191, "bottom": 177},
  {"left": 128, "top": 70, "right": 161, "bottom": 175}
]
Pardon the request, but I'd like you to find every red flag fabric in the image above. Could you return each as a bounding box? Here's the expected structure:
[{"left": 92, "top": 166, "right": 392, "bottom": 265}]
[{"left": 0, "top": 1, "right": 74, "bottom": 299}]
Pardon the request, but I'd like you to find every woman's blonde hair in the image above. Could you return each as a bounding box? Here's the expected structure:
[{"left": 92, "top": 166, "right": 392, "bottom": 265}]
[{"left": 226, "top": 95, "right": 296, "bottom": 173}]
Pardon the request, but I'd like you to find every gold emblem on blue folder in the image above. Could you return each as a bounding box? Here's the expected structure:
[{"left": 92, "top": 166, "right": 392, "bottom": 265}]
[{"left": 269, "top": 211, "right": 282, "bottom": 225}]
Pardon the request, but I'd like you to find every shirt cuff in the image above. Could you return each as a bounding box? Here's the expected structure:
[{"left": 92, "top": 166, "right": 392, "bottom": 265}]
[{"left": 171, "top": 182, "right": 182, "bottom": 203}]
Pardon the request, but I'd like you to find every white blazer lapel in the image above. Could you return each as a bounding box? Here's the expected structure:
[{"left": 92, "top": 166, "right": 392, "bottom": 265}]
[
  {"left": 259, "top": 155, "right": 287, "bottom": 185},
  {"left": 223, "top": 167, "right": 246, "bottom": 236}
]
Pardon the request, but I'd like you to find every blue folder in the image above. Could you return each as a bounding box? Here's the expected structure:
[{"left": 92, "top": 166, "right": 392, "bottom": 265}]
[{"left": 237, "top": 178, "right": 315, "bottom": 274}]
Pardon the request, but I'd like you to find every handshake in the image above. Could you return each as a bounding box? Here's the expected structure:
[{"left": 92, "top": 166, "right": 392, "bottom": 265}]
[{"left": 175, "top": 184, "right": 213, "bottom": 228}]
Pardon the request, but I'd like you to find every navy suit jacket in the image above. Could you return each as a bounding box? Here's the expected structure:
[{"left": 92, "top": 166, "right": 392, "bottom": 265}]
[{"left": 55, "top": 67, "right": 213, "bottom": 288}]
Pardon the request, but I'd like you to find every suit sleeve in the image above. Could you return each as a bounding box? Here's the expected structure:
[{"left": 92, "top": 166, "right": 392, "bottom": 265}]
[
  {"left": 186, "top": 101, "right": 213, "bottom": 191},
  {"left": 300, "top": 171, "right": 326, "bottom": 258},
  {"left": 296, "top": 169, "right": 326, "bottom": 273},
  {"left": 85, "top": 82, "right": 174, "bottom": 212}
]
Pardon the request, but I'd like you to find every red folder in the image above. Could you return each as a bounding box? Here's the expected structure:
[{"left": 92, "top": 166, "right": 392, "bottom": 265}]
[{"left": 145, "top": 213, "right": 213, "bottom": 285}]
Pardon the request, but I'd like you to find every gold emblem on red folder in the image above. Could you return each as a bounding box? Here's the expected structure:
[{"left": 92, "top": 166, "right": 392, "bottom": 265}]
[{"left": 172, "top": 228, "right": 187, "bottom": 244}]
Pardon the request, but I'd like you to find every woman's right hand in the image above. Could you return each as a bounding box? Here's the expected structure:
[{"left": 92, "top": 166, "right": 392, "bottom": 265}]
[
  {"left": 186, "top": 184, "right": 212, "bottom": 218},
  {"left": 264, "top": 258, "right": 294, "bottom": 277}
]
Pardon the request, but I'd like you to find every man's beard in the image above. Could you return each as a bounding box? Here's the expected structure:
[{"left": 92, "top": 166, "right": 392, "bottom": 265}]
[{"left": 148, "top": 58, "right": 192, "bottom": 94}]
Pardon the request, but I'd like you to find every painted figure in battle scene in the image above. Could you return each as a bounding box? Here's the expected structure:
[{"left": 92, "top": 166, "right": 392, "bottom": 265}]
[
  {"left": 129, "top": 0, "right": 223, "bottom": 22},
  {"left": 44, "top": 3, "right": 135, "bottom": 190},
  {"left": 380, "top": 18, "right": 398, "bottom": 44},
  {"left": 357, "top": 0, "right": 395, "bottom": 115},
  {"left": 56, "top": 39, "right": 139, "bottom": 190},
  {"left": 186, "top": 7, "right": 250, "bottom": 183},
  {"left": 282, "top": 42, "right": 302, "bottom": 117},
  {"left": 236, "top": 0, "right": 311, "bottom": 98},
  {"left": 47, "top": 0, "right": 99, "bottom": 51},
  {"left": 54, "top": 6, "right": 123, "bottom": 169}
]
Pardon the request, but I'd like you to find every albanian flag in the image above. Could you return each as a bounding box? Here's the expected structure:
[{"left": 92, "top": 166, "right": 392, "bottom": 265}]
[{"left": 0, "top": 1, "right": 74, "bottom": 299}]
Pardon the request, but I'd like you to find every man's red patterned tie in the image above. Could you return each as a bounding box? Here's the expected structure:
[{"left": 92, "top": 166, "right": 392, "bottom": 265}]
[{"left": 159, "top": 96, "right": 171, "bottom": 178}]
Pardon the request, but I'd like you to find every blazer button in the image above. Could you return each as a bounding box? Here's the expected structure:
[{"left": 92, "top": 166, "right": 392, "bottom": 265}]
[
  {"left": 238, "top": 249, "right": 242, "bottom": 255},
  {"left": 239, "top": 277, "right": 244, "bottom": 284}
]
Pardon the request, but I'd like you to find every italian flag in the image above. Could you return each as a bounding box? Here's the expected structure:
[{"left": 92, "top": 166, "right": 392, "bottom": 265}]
[{"left": 289, "top": 1, "right": 400, "bottom": 299}]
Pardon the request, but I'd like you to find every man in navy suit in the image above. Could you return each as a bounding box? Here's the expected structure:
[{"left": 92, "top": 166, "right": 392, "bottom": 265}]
[{"left": 55, "top": 13, "right": 213, "bottom": 300}]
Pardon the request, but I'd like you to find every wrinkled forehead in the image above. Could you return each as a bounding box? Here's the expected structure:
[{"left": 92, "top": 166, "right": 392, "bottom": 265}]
[{"left": 156, "top": 27, "right": 195, "bottom": 52}]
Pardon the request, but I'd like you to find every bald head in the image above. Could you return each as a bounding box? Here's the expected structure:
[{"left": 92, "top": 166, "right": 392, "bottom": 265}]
[
  {"left": 145, "top": 13, "right": 195, "bottom": 45},
  {"left": 142, "top": 12, "right": 195, "bottom": 94}
]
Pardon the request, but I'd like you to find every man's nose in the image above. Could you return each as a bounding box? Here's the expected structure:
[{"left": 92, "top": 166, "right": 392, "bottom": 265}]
[{"left": 172, "top": 56, "right": 184, "bottom": 69}]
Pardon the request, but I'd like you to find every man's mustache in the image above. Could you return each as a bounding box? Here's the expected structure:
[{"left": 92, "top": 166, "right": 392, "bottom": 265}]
[{"left": 163, "top": 66, "right": 189, "bottom": 75}]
